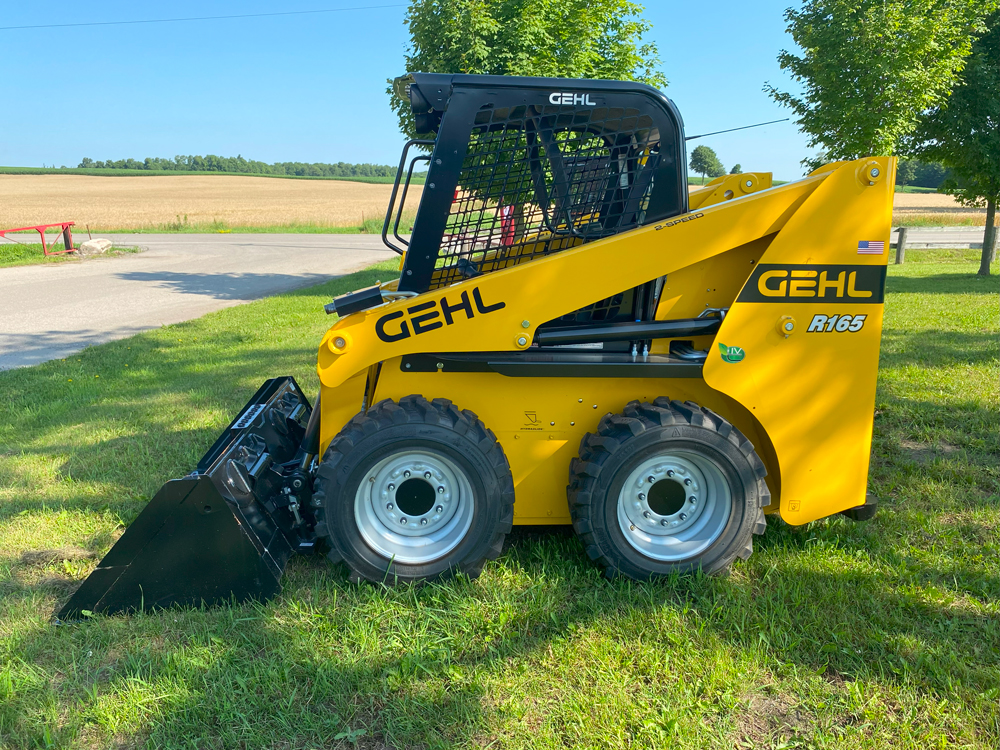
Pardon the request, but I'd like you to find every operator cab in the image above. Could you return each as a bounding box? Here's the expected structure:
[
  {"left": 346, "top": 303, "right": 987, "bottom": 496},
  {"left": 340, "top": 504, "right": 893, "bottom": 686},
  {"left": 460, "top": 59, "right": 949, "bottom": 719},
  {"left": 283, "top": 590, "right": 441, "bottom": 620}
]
[{"left": 383, "top": 73, "right": 689, "bottom": 345}]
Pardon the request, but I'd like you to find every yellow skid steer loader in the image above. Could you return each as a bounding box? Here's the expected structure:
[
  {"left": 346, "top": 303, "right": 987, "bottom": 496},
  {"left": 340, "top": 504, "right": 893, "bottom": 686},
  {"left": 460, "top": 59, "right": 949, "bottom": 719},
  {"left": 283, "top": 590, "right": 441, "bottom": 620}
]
[{"left": 58, "top": 74, "right": 894, "bottom": 620}]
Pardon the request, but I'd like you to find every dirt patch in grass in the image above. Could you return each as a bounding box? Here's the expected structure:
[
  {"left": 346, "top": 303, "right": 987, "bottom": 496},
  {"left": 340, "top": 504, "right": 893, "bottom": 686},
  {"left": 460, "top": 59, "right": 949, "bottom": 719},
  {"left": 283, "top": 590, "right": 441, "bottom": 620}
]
[
  {"left": 736, "top": 693, "right": 814, "bottom": 747},
  {"left": 20, "top": 546, "right": 96, "bottom": 566},
  {"left": 899, "top": 439, "right": 961, "bottom": 463}
]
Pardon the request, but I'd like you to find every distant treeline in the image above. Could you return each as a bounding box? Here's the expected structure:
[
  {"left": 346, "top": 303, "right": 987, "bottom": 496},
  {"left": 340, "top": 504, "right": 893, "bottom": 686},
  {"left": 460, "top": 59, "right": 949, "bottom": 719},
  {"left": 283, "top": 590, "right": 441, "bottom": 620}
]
[
  {"left": 77, "top": 155, "right": 401, "bottom": 179},
  {"left": 897, "top": 159, "right": 952, "bottom": 188}
]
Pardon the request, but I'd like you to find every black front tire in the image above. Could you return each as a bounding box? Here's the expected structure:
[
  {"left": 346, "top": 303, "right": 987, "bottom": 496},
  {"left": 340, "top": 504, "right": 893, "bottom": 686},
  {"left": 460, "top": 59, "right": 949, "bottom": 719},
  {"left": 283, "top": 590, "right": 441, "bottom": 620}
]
[
  {"left": 312, "top": 396, "right": 515, "bottom": 584},
  {"left": 568, "top": 398, "right": 770, "bottom": 580}
]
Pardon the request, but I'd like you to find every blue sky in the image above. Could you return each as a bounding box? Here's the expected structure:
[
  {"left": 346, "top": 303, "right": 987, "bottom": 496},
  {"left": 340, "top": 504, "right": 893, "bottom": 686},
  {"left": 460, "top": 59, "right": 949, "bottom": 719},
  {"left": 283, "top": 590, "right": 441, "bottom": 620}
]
[{"left": 1, "top": 1, "right": 811, "bottom": 180}]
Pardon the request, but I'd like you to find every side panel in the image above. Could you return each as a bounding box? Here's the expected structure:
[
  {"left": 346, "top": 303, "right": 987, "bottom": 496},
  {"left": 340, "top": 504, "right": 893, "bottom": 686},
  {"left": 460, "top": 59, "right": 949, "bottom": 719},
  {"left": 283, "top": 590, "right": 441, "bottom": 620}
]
[
  {"left": 318, "top": 370, "right": 367, "bottom": 456},
  {"left": 703, "top": 158, "right": 894, "bottom": 524},
  {"left": 372, "top": 363, "right": 777, "bottom": 524}
]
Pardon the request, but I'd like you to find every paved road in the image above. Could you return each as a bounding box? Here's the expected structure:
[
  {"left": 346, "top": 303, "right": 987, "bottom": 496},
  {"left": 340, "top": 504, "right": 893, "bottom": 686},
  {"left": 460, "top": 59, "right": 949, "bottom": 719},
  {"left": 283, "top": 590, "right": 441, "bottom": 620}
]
[{"left": 0, "top": 234, "right": 395, "bottom": 369}]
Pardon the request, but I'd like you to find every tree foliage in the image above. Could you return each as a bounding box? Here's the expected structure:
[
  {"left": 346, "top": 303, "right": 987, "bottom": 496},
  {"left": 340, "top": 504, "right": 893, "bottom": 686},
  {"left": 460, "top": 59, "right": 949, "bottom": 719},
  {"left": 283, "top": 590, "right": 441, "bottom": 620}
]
[
  {"left": 689, "top": 145, "right": 726, "bottom": 181},
  {"left": 392, "top": 0, "right": 665, "bottom": 136},
  {"left": 77, "top": 155, "right": 402, "bottom": 179},
  {"left": 909, "top": 11, "right": 1000, "bottom": 274},
  {"left": 766, "top": 0, "right": 994, "bottom": 168},
  {"left": 895, "top": 159, "right": 951, "bottom": 188},
  {"left": 730, "top": 164, "right": 742, "bottom": 174}
]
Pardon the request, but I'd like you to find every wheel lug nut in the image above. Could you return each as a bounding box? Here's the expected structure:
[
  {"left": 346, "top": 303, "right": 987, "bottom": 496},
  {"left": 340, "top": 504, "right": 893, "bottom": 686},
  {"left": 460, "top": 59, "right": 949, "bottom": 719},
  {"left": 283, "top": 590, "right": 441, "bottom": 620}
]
[
  {"left": 386, "top": 503, "right": 393, "bottom": 511},
  {"left": 679, "top": 513, "right": 687, "bottom": 521},
  {"left": 689, "top": 496, "right": 696, "bottom": 503},
  {"left": 638, "top": 493, "right": 646, "bottom": 501},
  {"left": 403, "top": 470, "right": 410, "bottom": 478},
  {"left": 647, "top": 476, "right": 655, "bottom": 483},
  {"left": 420, "top": 518, "right": 428, "bottom": 525},
  {"left": 400, "top": 518, "right": 407, "bottom": 524},
  {"left": 424, "top": 471, "right": 432, "bottom": 479},
  {"left": 666, "top": 470, "right": 674, "bottom": 477},
  {"left": 661, "top": 519, "right": 669, "bottom": 527},
  {"left": 643, "top": 511, "right": 651, "bottom": 519},
  {"left": 437, "top": 486, "right": 445, "bottom": 494},
  {"left": 436, "top": 505, "right": 443, "bottom": 513},
  {"left": 388, "top": 483, "right": 395, "bottom": 491},
  {"left": 684, "top": 478, "right": 691, "bottom": 486}
]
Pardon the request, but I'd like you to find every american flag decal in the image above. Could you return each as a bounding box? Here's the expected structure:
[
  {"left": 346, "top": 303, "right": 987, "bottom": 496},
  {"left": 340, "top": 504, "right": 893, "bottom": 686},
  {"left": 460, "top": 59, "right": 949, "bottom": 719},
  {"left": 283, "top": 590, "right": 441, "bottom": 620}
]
[{"left": 857, "top": 240, "right": 885, "bottom": 255}]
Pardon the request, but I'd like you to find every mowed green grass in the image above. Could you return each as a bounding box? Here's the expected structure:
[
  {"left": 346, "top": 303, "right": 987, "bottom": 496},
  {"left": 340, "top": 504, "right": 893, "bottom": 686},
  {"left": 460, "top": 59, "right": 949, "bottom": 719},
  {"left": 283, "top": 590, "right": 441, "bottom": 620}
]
[
  {"left": 0, "top": 243, "right": 141, "bottom": 269},
  {"left": 0, "top": 251, "right": 996, "bottom": 749}
]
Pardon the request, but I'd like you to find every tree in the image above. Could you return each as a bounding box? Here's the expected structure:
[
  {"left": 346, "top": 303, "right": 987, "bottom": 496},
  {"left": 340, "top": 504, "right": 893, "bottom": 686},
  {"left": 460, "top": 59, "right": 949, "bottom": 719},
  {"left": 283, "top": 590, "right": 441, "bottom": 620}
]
[
  {"left": 689, "top": 145, "right": 726, "bottom": 182},
  {"left": 765, "top": 0, "right": 994, "bottom": 169},
  {"left": 909, "top": 11, "right": 999, "bottom": 275},
  {"left": 730, "top": 164, "right": 742, "bottom": 174},
  {"left": 391, "top": 0, "right": 666, "bottom": 136},
  {"left": 896, "top": 160, "right": 917, "bottom": 186}
]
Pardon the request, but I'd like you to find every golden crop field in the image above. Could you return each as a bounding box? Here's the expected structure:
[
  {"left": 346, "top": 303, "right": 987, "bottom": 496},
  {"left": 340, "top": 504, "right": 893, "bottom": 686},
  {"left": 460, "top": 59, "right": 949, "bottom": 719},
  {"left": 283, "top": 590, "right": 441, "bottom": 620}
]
[
  {"left": 891, "top": 190, "right": 987, "bottom": 225},
  {"left": 0, "top": 174, "right": 986, "bottom": 231},
  {"left": 0, "top": 175, "right": 423, "bottom": 230}
]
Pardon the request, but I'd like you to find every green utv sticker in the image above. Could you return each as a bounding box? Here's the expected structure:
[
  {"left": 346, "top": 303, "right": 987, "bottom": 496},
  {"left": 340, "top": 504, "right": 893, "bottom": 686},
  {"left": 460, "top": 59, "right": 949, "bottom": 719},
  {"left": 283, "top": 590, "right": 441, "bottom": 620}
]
[{"left": 718, "top": 343, "right": 745, "bottom": 363}]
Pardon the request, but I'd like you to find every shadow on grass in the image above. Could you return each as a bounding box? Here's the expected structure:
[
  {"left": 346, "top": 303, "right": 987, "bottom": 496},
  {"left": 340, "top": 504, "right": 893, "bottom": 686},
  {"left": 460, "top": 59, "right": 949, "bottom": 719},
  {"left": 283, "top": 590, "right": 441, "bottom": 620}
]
[
  {"left": 115, "top": 271, "right": 335, "bottom": 301},
  {"left": 4, "top": 512, "right": 998, "bottom": 747},
  {"left": 880, "top": 329, "right": 999, "bottom": 369},
  {"left": 885, "top": 272, "right": 997, "bottom": 295}
]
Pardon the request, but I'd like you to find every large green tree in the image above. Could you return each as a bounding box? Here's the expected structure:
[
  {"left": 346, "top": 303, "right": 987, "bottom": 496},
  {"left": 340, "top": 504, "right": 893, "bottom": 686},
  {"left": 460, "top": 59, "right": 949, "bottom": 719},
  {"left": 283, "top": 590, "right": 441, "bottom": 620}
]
[
  {"left": 909, "top": 12, "right": 999, "bottom": 275},
  {"left": 766, "top": 0, "right": 994, "bottom": 168},
  {"left": 391, "top": 0, "right": 665, "bottom": 135},
  {"left": 689, "top": 145, "right": 726, "bottom": 182}
]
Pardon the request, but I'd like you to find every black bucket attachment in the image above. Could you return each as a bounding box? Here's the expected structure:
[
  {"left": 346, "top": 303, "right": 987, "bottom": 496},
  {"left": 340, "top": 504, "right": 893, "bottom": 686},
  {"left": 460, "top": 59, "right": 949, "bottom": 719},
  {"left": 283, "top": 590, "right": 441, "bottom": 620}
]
[{"left": 57, "top": 377, "right": 317, "bottom": 621}]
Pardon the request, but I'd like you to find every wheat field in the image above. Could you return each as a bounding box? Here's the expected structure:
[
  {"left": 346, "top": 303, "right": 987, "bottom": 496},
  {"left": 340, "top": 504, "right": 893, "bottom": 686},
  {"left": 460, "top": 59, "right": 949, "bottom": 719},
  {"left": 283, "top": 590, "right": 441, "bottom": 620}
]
[
  {"left": 891, "top": 191, "right": 987, "bottom": 225},
  {"left": 0, "top": 175, "right": 423, "bottom": 230},
  {"left": 0, "top": 174, "right": 986, "bottom": 231}
]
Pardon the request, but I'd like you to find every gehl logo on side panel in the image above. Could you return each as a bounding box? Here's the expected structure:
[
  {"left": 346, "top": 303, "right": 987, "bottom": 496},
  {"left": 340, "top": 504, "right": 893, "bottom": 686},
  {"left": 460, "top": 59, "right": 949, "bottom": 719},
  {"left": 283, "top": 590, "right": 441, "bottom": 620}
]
[
  {"left": 549, "top": 92, "right": 597, "bottom": 106},
  {"left": 737, "top": 264, "right": 887, "bottom": 304},
  {"left": 375, "top": 287, "right": 505, "bottom": 343}
]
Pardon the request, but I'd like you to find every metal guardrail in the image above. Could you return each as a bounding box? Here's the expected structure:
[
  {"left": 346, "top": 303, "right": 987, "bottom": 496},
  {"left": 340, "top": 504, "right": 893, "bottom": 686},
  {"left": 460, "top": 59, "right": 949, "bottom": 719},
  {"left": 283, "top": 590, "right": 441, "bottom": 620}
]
[{"left": 0, "top": 221, "right": 76, "bottom": 255}]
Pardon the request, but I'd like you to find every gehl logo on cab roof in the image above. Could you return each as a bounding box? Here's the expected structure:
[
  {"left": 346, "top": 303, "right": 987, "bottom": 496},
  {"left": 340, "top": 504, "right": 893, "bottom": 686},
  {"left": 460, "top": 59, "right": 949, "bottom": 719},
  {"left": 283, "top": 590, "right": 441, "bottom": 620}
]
[
  {"left": 375, "top": 286, "right": 506, "bottom": 343},
  {"left": 549, "top": 92, "right": 597, "bottom": 106}
]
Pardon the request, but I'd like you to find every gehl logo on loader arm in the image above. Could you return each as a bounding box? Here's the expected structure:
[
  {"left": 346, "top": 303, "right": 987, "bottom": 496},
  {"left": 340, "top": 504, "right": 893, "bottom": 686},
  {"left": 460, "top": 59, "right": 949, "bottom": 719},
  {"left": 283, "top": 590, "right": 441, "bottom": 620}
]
[
  {"left": 375, "top": 286, "right": 506, "bottom": 343},
  {"left": 738, "top": 264, "right": 887, "bottom": 303}
]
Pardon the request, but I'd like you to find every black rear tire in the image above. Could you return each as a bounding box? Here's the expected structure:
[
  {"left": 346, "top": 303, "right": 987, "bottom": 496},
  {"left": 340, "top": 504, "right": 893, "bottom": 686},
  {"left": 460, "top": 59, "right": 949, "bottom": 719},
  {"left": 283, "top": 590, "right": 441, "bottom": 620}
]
[
  {"left": 312, "top": 396, "right": 515, "bottom": 584},
  {"left": 568, "top": 398, "right": 769, "bottom": 579}
]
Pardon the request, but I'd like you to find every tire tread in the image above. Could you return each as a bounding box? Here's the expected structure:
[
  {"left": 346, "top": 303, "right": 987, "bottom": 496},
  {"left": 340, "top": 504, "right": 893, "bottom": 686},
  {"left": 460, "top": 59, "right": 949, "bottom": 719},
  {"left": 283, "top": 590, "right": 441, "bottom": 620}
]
[
  {"left": 314, "top": 396, "right": 515, "bottom": 584},
  {"left": 568, "top": 399, "right": 769, "bottom": 579}
]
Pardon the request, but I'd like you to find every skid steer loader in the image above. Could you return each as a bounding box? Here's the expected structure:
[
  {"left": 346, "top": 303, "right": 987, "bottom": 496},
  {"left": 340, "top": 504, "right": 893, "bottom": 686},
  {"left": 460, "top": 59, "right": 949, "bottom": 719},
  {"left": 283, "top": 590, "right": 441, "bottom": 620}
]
[{"left": 57, "top": 73, "right": 894, "bottom": 620}]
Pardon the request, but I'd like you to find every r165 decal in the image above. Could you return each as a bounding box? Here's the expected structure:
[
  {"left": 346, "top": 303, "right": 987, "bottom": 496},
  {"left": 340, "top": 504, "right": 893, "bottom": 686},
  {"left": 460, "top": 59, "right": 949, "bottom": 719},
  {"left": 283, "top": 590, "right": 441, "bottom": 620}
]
[{"left": 807, "top": 313, "right": 867, "bottom": 332}]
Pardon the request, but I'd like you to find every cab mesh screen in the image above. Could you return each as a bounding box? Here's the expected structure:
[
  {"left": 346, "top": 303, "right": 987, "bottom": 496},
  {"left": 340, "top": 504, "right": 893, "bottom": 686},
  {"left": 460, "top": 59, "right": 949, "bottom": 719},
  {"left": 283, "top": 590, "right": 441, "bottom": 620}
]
[{"left": 429, "top": 103, "right": 659, "bottom": 290}]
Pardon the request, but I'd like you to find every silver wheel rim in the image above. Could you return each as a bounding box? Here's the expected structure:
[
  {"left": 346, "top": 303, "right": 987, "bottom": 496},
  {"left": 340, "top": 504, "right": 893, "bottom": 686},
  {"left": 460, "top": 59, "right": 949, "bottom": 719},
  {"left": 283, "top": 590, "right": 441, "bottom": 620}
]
[
  {"left": 354, "top": 449, "right": 474, "bottom": 564},
  {"left": 616, "top": 450, "right": 732, "bottom": 562}
]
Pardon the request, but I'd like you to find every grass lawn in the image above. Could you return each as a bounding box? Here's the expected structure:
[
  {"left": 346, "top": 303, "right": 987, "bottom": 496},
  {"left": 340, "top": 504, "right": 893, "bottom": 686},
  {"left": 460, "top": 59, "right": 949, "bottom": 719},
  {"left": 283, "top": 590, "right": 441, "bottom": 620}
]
[
  {"left": 894, "top": 215, "right": 985, "bottom": 227},
  {"left": 0, "top": 250, "right": 996, "bottom": 749},
  {"left": 0, "top": 243, "right": 141, "bottom": 269}
]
